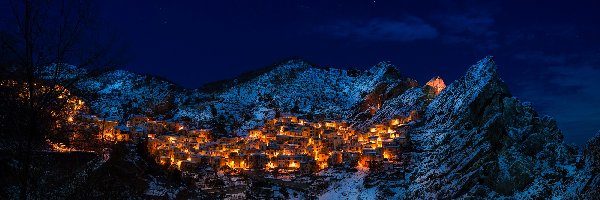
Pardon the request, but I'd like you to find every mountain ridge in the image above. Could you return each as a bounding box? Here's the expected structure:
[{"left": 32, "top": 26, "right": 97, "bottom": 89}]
[{"left": 36, "top": 56, "right": 600, "bottom": 199}]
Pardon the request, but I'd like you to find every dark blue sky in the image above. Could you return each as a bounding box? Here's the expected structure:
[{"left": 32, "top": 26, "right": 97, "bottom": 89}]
[
  {"left": 97, "top": 0, "right": 600, "bottom": 145},
  {"left": 3, "top": 0, "right": 599, "bottom": 145}
]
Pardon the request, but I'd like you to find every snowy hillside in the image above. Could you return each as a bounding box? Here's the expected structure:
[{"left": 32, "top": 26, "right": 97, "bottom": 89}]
[
  {"left": 399, "top": 56, "right": 592, "bottom": 199},
  {"left": 315, "top": 56, "right": 599, "bottom": 199},
  {"left": 38, "top": 64, "right": 181, "bottom": 122},
  {"left": 39, "top": 60, "right": 418, "bottom": 136},
  {"left": 173, "top": 60, "right": 413, "bottom": 136},
  {"left": 36, "top": 57, "right": 600, "bottom": 199}
]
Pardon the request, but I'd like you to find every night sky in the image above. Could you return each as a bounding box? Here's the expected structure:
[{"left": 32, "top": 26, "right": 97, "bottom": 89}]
[{"left": 5, "top": 1, "right": 600, "bottom": 145}]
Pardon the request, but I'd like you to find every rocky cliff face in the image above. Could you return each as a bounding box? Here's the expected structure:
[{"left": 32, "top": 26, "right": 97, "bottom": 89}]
[
  {"left": 401, "top": 56, "right": 587, "bottom": 199},
  {"left": 425, "top": 76, "right": 446, "bottom": 96}
]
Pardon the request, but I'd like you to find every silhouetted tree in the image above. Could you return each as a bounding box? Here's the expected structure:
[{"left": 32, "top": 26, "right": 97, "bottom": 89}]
[{"left": 0, "top": 1, "right": 124, "bottom": 199}]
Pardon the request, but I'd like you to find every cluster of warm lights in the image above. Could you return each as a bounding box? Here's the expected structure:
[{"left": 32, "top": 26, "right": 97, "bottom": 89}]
[
  {"left": 47, "top": 140, "right": 76, "bottom": 152},
  {"left": 2, "top": 80, "right": 94, "bottom": 153},
  {"left": 147, "top": 114, "right": 414, "bottom": 174}
]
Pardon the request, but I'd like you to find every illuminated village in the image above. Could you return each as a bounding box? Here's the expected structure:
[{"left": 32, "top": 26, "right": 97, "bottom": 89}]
[
  {"left": 75, "top": 110, "right": 417, "bottom": 176},
  {"left": 3, "top": 77, "right": 415, "bottom": 184},
  {"left": 143, "top": 113, "right": 416, "bottom": 175}
]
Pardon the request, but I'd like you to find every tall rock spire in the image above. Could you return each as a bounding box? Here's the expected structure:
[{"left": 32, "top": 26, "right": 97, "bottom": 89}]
[
  {"left": 424, "top": 56, "right": 510, "bottom": 129},
  {"left": 425, "top": 76, "right": 446, "bottom": 96}
]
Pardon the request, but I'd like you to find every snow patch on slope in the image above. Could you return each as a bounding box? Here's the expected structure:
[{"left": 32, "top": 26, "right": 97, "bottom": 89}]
[{"left": 318, "top": 168, "right": 377, "bottom": 200}]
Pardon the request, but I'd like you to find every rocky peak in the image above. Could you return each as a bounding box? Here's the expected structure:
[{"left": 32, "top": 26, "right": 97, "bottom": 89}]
[
  {"left": 424, "top": 56, "right": 510, "bottom": 129},
  {"left": 272, "top": 59, "right": 311, "bottom": 71},
  {"left": 424, "top": 76, "right": 446, "bottom": 96},
  {"left": 36, "top": 64, "right": 88, "bottom": 83},
  {"left": 369, "top": 61, "right": 393, "bottom": 72},
  {"left": 368, "top": 61, "right": 402, "bottom": 79},
  {"left": 465, "top": 55, "right": 498, "bottom": 81},
  {"left": 405, "top": 56, "right": 580, "bottom": 199}
]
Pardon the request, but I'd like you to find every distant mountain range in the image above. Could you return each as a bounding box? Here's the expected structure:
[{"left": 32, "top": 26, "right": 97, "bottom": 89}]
[{"left": 38, "top": 56, "right": 599, "bottom": 198}]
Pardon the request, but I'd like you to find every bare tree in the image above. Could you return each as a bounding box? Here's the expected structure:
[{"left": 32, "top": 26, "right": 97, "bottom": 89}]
[{"left": 0, "top": 1, "right": 125, "bottom": 199}]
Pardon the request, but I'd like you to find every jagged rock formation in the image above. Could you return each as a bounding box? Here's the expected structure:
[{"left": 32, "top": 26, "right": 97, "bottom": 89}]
[
  {"left": 400, "top": 56, "right": 584, "bottom": 199},
  {"left": 353, "top": 87, "right": 425, "bottom": 130},
  {"left": 424, "top": 76, "right": 446, "bottom": 96}
]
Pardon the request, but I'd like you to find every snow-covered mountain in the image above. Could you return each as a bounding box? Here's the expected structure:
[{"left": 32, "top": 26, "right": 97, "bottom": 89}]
[
  {"left": 44, "top": 60, "right": 417, "bottom": 135},
  {"left": 39, "top": 64, "right": 182, "bottom": 122},
  {"left": 359, "top": 56, "right": 599, "bottom": 199},
  {"left": 38, "top": 57, "right": 600, "bottom": 199},
  {"left": 174, "top": 60, "right": 421, "bottom": 136}
]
